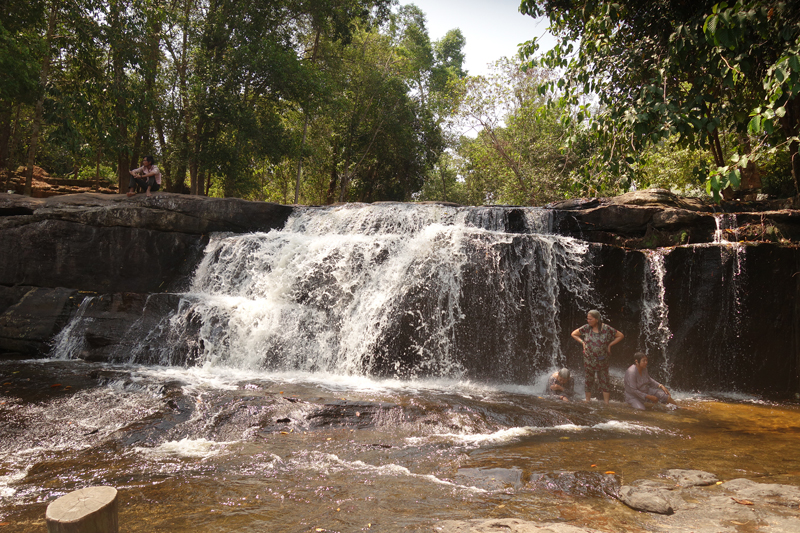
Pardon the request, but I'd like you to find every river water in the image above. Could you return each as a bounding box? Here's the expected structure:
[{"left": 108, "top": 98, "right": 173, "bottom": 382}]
[
  {"left": 2, "top": 359, "right": 799, "bottom": 532},
  {"left": 2, "top": 204, "right": 799, "bottom": 531}
]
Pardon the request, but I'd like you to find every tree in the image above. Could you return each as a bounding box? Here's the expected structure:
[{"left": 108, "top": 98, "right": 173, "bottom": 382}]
[
  {"left": 3, "top": 0, "right": 457, "bottom": 203},
  {"left": 448, "top": 58, "right": 588, "bottom": 205},
  {"left": 0, "top": 0, "right": 46, "bottom": 175},
  {"left": 520, "top": 0, "right": 800, "bottom": 200}
]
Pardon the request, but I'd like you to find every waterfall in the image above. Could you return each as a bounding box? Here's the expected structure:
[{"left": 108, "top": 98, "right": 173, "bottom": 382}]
[
  {"left": 86, "top": 204, "right": 597, "bottom": 382},
  {"left": 712, "top": 214, "right": 747, "bottom": 348},
  {"left": 713, "top": 213, "right": 738, "bottom": 243},
  {"left": 50, "top": 296, "right": 95, "bottom": 360},
  {"left": 640, "top": 250, "right": 672, "bottom": 383}
]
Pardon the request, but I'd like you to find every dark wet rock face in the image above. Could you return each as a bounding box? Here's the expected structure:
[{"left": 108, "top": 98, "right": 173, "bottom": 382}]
[
  {"left": 0, "top": 287, "right": 79, "bottom": 353},
  {"left": 0, "top": 193, "right": 293, "bottom": 358},
  {"left": 1, "top": 191, "right": 799, "bottom": 397}
]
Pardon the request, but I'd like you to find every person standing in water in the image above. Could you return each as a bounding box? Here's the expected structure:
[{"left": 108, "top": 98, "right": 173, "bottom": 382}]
[
  {"left": 624, "top": 352, "right": 678, "bottom": 410},
  {"left": 571, "top": 309, "right": 624, "bottom": 405}
]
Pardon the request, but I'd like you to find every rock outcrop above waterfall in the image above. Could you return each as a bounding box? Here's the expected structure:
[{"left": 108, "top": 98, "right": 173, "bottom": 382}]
[{"left": 549, "top": 189, "right": 800, "bottom": 247}]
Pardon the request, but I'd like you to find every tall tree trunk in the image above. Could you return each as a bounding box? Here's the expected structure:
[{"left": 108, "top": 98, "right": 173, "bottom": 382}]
[
  {"left": 189, "top": 159, "right": 199, "bottom": 195},
  {"left": 24, "top": 1, "right": 58, "bottom": 196},
  {"left": 780, "top": 98, "right": 800, "bottom": 196},
  {"left": 4, "top": 104, "right": 22, "bottom": 188},
  {"left": 154, "top": 114, "right": 173, "bottom": 190},
  {"left": 0, "top": 102, "right": 12, "bottom": 172},
  {"left": 791, "top": 140, "right": 800, "bottom": 197},
  {"left": 94, "top": 148, "right": 102, "bottom": 191},
  {"left": 294, "top": 28, "right": 321, "bottom": 205},
  {"left": 130, "top": 134, "right": 142, "bottom": 171},
  {"left": 109, "top": 0, "right": 131, "bottom": 193},
  {"left": 170, "top": 0, "right": 193, "bottom": 193},
  {"left": 326, "top": 140, "right": 339, "bottom": 205},
  {"left": 189, "top": 116, "right": 204, "bottom": 195},
  {"left": 132, "top": 4, "right": 162, "bottom": 180},
  {"left": 294, "top": 115, "right": 309, "bottom": 204}
]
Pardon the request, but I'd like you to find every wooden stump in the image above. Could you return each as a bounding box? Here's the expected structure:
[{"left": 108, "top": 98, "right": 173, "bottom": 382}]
[{"left": 46, "top": 486, "right": 118, "bottom": 533}]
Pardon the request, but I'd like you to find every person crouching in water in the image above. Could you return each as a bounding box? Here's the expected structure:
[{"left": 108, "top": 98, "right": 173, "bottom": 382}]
[
  {"left": 624, "top": 352, "right": 678, "bottom": 410},
  {"left": 547, "top": 368, "right": 575, "bottom": 402}
]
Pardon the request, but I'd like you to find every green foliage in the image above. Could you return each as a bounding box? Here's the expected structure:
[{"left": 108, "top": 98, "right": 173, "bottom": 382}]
[
  {"left": 520, "top": 0, "right": 800, "bottom": 201},
  {"left": 636, "top": 138, "right": 713, "bottom": 196},
  {"left": 6, "top": 0, "right": 445, "bottom": 202},
  {"left": 439, "top": 58, "right": 592, "bottom": 206}
]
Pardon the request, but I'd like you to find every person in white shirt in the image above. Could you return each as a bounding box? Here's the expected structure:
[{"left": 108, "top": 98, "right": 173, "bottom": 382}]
[
  {"left": 624, "top": 352, "right": 678, "bottom": 410},
  {"left": 127, "top": 155, "right": 162, "bottom": 197}
]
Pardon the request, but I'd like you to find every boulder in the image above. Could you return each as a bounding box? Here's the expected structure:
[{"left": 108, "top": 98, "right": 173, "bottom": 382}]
[
  {"left": 618, "top": 481, "right": 681, "bottom": 514},
  {"left": 722, "top": 478, "right": 800, "bottom": 508},
  {"left": 0, "top": 287, "right": 79, "bottom": 354}
]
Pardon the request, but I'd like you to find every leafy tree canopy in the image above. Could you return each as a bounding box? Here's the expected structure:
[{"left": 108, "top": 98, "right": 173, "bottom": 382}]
[{"left": 519, "top": 0, "right": 800, "bottom": 200}]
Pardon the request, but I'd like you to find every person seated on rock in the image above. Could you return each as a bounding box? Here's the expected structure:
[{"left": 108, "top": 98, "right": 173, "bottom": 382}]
[
  {"left": 546, "top": 367, "right": 575, "bottom": 401},
  {"left": 127, "top": 155, "right": 162, "bottom": 198},
  {"left": 624, "top": 352, "right": 678, "bottom": 410}
]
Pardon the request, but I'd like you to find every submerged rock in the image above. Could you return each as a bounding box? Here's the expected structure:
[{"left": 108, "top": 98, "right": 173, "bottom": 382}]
[
  {"left": 434, "top": 519, "right": 604, "bottom": 533},
  {"left": 528, "top": 471, "right": 620, "bottom": 499},
  {"left": 666, "top": 469, "right": 719, "bottom": 487},
  {"left": 455, "top": 467, "right": 524, "bottom": 491},
  {"left": 306, "top": 400, "right": 400, "bottom": 429}
]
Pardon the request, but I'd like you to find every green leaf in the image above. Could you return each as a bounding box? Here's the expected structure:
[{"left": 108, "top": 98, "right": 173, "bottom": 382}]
[
  {"left": 747, "top": 114, "right": 762, "bottom": 135},
  {"left": 704, "top": 15, "right": 717, "bottom": 35},
  {"left": 728, "top": 168, "right": 741, "bottom": 188}
]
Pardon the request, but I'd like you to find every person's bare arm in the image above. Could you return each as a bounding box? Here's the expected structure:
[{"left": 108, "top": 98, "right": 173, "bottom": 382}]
[
  {"left": 571, "top": 328, "right": 584, "bottom": 348},
  {"left": 607, "top": 330, "right": 624, "bottom": 354}
]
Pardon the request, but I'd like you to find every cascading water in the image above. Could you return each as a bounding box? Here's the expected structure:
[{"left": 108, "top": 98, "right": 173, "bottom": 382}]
[
  {"left": 712, "top": 214, "right": 748, "bottom": 384},
  {"left": 50, "top": 296, "right": 95, "bottom": 360},
  {"left": 117, "top": 204, "right": 596, "bottom": 382},
  {"left": 713, "top": 213, "right": 738, "bottom": 243},
  {"left": 640, "top": 250, "right": 673, "bottom": 383}
]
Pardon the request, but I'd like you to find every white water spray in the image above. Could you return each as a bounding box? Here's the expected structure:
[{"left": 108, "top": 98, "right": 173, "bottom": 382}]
[
  {"left": 57, "top": 204, "right": 598, "bottom": 382},
  {"left": 640, "top": 250, "right": 672, "bottom": 383}
]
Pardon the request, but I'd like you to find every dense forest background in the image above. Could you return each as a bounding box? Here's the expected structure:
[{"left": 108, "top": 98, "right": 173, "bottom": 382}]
[{"left": 1, "top": 0, "right": 798, "bottom": 205}]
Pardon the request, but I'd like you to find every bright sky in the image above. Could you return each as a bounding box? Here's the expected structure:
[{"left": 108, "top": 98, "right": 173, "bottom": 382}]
[{"left": 403, "top": 0, "right": 555, "bottom": 76}]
